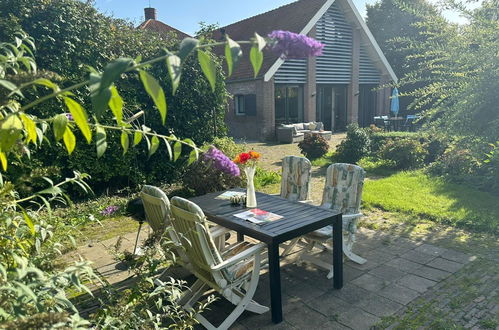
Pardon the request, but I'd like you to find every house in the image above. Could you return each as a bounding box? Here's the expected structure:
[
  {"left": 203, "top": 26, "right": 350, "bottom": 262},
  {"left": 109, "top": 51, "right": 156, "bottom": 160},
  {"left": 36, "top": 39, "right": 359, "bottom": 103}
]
[
  {"left": 138, "top": 7, "right": 191, "bottom": 39},
  {"left": 139, "top": 0, "right": 397, "bottom": 141}
]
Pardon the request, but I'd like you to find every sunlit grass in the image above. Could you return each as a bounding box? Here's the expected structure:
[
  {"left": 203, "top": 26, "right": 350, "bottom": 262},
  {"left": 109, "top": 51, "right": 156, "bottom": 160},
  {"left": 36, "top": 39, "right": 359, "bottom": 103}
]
[{"left": 363, "top": 170, "right": 499, "bottom": 233}]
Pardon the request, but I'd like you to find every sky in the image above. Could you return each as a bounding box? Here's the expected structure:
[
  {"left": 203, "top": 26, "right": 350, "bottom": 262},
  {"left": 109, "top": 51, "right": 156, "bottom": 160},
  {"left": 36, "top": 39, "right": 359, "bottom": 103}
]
[{"left": 89, "top": 0, "right": 473, "bottom": 35}]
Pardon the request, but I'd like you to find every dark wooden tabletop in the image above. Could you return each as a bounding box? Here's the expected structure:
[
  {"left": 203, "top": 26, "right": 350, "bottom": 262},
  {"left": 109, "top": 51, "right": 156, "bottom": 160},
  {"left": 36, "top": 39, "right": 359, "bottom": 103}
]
[{"left": 189, "top": 189, "right": 341, "bottom": 244}]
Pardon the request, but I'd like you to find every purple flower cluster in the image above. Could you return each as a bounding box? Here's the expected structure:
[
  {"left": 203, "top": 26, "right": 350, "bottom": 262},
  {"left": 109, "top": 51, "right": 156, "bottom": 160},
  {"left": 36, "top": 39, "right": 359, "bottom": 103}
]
[
  {"left": 65, "top": 113, "right": 74, "bottom": 121},
  {"left": 267, "top": 30, "right": 324, "bottom": 59},
  {"left": 101, "top": 205, "right": 119, "bottom": 216},
  {"left": 203, "top": 146, "right": 240, "bottom": 177}
]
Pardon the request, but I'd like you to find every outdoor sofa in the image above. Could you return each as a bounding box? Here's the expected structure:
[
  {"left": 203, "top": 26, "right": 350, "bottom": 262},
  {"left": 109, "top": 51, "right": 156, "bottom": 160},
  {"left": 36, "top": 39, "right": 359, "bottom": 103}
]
[{"left": 277, "top": 122, "right": 332, "bottom": 143}]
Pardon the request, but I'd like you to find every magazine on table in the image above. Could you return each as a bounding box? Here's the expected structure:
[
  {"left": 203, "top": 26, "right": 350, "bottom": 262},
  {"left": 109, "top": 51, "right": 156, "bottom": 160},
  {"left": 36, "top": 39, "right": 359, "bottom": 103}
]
[
  {"left": 215, "top": 191, "right": 245, "bottom": 200},
  {"left": 234, "top": 208, "right": 283, "bottom": 224}
]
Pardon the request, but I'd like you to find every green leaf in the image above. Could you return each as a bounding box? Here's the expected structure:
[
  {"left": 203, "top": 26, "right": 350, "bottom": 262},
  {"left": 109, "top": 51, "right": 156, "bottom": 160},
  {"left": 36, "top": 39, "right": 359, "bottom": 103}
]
[
  {"left": 250, "top": 45, "right": 264, "bottom": 78},
  {"left": 20, "top": 113, "right": 37, "bottom": 144},
  {"left": 120, "top": 131, "right": 129, "bottom": 154},
  {"left": 225, "top": 36, "right": 242, "bottom": 77},
  {"left": 89, "top": 73, "right": 111, "bottom": 118},
  {"left": 0, "top": 79, "right": 18, "bottom": 92},
  {"left": 108, "top": 85, "right": 124, "bottom": 124},
  {"left": 139, "top": 70, "right": 167, "bottom": 125},
  {"left": 254, "top": 32, "right": 267, "bottom": 51},
  {"left": 178, "top": 38, "right": 199, "bottom": 60},
  {"left": 173, "top": 141, "right": 182, "bottom": 161},
  {"left": 163, "top": 137, "right": 172, "bottom": 160},
  {"left": 64, "top": 97, "right": 92, "bottom": 143},
  {"left": 197, "top": 50, "right": 217, "bottom": 92},
  {"left": 0, "top": 115, "right": 23, "bottom": 152},
  {"left": 149, "top": 135, "right": 160, "bottom": 157},
  {"left": 33, "top": 78, "right": 59, "bottom": 92},
  {"left": 166, "top": 55, "right": 182, "bottom": 95},
  {"left": 0, "top": 152, "right": 7, "bottom": 171},
  {"left": 63, "top": 126, "right": 76, "bottom": 155},
  {"left": 52, "top": 114, "right": 68, "bottom": 141},
  {"left": 100, "top": 58, "right": 133, "bottom": 90},
  {"left": 188, "top": 149, "right": 198, "bottom": 165},
  {"left": 133, "top": 131, "right": 143, "bottom": 146},
  {"left": 95, "top": 125, "right": 107, "bottom": 158}
]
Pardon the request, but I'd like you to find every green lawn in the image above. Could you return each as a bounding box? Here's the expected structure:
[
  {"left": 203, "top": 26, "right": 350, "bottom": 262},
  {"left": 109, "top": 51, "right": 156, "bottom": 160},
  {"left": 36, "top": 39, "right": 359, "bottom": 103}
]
[{"left": 363, "top": 170, "right": 499, "bottom": 233}]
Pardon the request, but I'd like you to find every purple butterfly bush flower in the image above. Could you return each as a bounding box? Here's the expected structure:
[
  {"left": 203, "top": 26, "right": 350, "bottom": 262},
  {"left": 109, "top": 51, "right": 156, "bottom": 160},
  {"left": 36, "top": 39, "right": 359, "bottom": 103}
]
[
  {"left": 101, "top": 205, "right": 119, "bottom": 216},
  {"left": 267, "top": 30, "right": 324, "bottom": 59},
  {"left": 203, "top": 146, "right": 240, "bottom": 177}
]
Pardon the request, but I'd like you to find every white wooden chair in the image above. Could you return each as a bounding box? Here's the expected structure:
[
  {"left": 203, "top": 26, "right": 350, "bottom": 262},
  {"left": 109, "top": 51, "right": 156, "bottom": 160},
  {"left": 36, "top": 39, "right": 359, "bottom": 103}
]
[
  {"left": 170, "top": 196, "right": 269, "bottom": 330},
  {"left": 289, "top": 163, "right": 367, "bottom": 278},
  {"left": 279, "top": 156, "right": 312, "bottom": 256},
  {"left": 140, "top": 185, "right": 191, "bottom": 268},
  {"left": 280, "top": 155, "right": 312, "bottom": 202}
]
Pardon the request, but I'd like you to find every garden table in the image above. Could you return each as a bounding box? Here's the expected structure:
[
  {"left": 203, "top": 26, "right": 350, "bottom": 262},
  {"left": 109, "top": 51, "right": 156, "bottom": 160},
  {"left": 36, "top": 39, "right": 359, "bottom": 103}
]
[{"left": 189, "top": 190, "right": 343, "bottom": 324}]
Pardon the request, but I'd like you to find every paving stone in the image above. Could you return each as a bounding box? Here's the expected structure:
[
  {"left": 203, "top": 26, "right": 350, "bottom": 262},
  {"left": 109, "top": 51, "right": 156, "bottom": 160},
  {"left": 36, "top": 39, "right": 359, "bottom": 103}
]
[
  {"left": 400, "top": 250, "right": 437, "bottom": 264},
  {"left": 386, "top": 257, "right": 422, "bottom": 272},
  {"left": 351, "top": 273, "right": 391, "bottom": 292},
  {"left": 397, "top": 274, "right": 437, "bottom": 293},
  {"left": 330, "top": 283, "right": 372, "bottom": 305},
  {"left": 357, "top": 292, "right": 404, "bottom": 317},
  {"left": 285, "top": 281, "right": 326, "bottom": 302},
  {"left": 426, "top": 257, "right": 464, "bottom": 273},
  {"left": 410, "top": 265, "right": 451, "bottom": 281},
  {"left": 439, "top": 249, "right": 476, "bottom": 264},
  {"left": 369, "top": 265, "right": 408, "bottom": 282},
  {"left": 284, "top": 300, "right": 339, "bottom": 329},
  {"left": 414, "top": 243, "right": 447, "bottom": 256},
  {"left": 378, "top": 284, "right": 420, "bottom": 305},
  {"left": 343, "top": 264, "right": 365, "bottom": 281},
  {"left": 336, "top": 306, "right": 381, "bottom": 329}
]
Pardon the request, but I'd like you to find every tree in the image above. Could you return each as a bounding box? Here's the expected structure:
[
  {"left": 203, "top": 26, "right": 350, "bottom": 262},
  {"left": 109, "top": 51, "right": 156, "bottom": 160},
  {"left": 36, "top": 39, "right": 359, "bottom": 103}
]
[{"left": 365, "top": 0, "right": 441, "bottom": 114}]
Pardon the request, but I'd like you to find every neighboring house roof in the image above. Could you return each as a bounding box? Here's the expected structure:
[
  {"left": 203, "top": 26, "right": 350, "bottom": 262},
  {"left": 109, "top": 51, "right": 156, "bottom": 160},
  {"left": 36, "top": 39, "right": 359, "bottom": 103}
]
[
  {"left": 138, "top": 19, "right": 191, "bottom": 39},
  {"left": 213, "top": 0, "right": 397, "bottom": 83}
]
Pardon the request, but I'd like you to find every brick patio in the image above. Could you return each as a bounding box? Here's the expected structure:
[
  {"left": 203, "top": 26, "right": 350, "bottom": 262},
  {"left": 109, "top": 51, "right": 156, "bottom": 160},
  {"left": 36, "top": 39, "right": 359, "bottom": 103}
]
[{"left": 71, "top": 226, "right": 477, "bottom": 329}]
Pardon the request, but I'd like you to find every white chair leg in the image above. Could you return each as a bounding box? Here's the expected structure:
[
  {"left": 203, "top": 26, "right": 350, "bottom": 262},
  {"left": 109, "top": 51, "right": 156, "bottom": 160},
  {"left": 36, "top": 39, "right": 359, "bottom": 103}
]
[
  {"left": 342, "top": 232, "right": 366, "bottom": 264},
  {"left": 280, "top": 238, "right": 300, "bottom": 257}
]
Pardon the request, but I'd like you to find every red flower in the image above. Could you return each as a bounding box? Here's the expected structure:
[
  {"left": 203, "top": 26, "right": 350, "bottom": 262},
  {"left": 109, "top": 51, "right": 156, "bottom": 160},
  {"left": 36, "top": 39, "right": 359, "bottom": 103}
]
[{"left": 239, "top": 152, "right": 251, "bottom": 164}]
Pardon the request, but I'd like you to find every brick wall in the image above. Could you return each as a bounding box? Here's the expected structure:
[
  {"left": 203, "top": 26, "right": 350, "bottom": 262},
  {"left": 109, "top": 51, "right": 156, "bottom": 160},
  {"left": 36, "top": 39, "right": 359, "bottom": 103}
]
[{"left": 225, "top": 78, "right": 275, "bottom": 141}]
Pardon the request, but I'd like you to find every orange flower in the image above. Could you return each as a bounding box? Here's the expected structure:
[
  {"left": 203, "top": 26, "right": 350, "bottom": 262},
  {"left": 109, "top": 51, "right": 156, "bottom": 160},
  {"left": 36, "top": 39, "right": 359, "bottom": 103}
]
[
  {"left": 233, "top": 155, "right": 241, "bottom": 164},
  {"left": 249, "top": 151, "right": 260, "bottom": 159}
]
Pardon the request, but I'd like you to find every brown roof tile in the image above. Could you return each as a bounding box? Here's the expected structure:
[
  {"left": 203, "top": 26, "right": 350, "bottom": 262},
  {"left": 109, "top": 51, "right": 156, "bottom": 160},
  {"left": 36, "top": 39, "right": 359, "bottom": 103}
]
[
  {"left": 138, "top": 19, "right": 191, "bottom": 40},
  {"left": 212, "top": 0, "right": 328, "bottom": 80}
]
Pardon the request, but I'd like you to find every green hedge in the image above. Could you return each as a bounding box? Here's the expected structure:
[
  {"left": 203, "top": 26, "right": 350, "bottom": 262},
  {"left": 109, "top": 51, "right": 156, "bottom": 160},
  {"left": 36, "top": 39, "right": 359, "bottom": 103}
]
[{"left": 0, "top": 0, "right": 229, "bottom": 194}]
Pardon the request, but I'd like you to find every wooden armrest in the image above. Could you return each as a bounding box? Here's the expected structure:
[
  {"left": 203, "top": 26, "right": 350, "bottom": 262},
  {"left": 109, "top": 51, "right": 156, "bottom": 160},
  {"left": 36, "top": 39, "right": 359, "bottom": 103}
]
[{"left": 211, "top": 243, "right": 266, "bottom": 271}]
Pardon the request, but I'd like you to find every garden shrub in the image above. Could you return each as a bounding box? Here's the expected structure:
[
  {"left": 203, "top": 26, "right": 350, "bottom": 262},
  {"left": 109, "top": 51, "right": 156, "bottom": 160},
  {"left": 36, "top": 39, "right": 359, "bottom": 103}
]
[
  {"left": 182, "top": 138, "right": 243, "bottom": 196},
  {"left": 423, "top": 133, "right": 450, "bottom": 164},
  {"left": 380, "top": 138, "right": 428, "bottom": 170},
  {"left": 298, "top": 134, "right": 330, "bottom": 160},
  {"left": 369, "top": 131, "right": 421, "bottom": 154},
  {"left": 0, "top": 0, "right": 229, "bottom": 195},
  {"left": 254, "top": 167, "right": 281, "bottom": 189},
  {"left": 428, "top": 145, "right": 481, "bottom": 179},
  {"left": 335, "top": 124, "right": 371, "bottom": 163}
]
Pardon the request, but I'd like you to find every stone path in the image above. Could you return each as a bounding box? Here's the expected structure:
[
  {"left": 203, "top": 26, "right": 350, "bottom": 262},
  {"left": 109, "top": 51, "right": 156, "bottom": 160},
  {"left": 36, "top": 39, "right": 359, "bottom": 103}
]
[{"left": 69, "top": 225, "right": 495, "bottom": 329}]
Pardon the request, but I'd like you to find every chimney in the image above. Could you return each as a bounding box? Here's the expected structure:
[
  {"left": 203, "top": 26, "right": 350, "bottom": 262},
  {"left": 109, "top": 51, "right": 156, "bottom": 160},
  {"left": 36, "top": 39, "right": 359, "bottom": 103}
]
[{"left": 144, "top": 7, "right": 157, "bottom": 20}]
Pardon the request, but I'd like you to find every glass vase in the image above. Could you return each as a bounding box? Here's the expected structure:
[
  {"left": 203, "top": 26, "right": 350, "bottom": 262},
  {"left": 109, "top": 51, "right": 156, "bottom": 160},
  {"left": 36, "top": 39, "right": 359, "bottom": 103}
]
[{"left": 244, "top": 166, "right": 257, "bottom": 208}]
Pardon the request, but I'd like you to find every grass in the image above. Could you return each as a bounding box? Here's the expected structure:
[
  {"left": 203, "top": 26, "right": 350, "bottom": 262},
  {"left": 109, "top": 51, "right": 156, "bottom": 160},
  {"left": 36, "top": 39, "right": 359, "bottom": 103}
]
[
  {"left": 363, "top": 170, "right": 499, "bottom": 233},
  {"left": 310, "top": 151, "right": 335, "bottom": 167}
]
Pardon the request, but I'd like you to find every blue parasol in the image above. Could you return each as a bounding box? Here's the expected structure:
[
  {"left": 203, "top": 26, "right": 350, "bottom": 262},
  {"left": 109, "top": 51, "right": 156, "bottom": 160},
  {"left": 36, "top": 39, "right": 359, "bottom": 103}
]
[{"left": 390, "top": 87, "right": 400, "bottom": 117}]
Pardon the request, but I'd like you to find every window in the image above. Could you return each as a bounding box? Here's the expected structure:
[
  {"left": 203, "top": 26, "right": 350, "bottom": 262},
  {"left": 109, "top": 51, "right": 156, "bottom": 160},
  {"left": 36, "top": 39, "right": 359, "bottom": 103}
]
[{"left": 234, "top": 94, "right": 256, "bottom": 116}]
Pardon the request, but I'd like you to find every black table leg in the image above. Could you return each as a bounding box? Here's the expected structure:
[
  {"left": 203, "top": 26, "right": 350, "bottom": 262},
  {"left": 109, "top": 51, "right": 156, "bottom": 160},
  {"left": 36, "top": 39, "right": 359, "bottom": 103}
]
[
  {"left": 237, "top": 233, "right": 244, "bottom": 242},
  {"left": 268, "top": 242, "right": 282, "bottom": 323},
  {"left": 332, "top": 214, "right": 343, "bottom": 289}
]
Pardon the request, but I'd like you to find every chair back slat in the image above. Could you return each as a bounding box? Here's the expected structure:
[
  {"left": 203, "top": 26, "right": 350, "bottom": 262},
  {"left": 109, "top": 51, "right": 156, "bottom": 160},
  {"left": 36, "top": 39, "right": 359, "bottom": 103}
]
[
  {"left": 170, "top": 197, "right": 225, "bottom": 288},
  {"left": 280, "top": 156, "right": 312, "bottom": 201},
  {"left": 140, "top": 185, "right": 171, "bottom": 233},
  {"left": 321, "top": 163, "right": 365, "bottom": 214}
]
